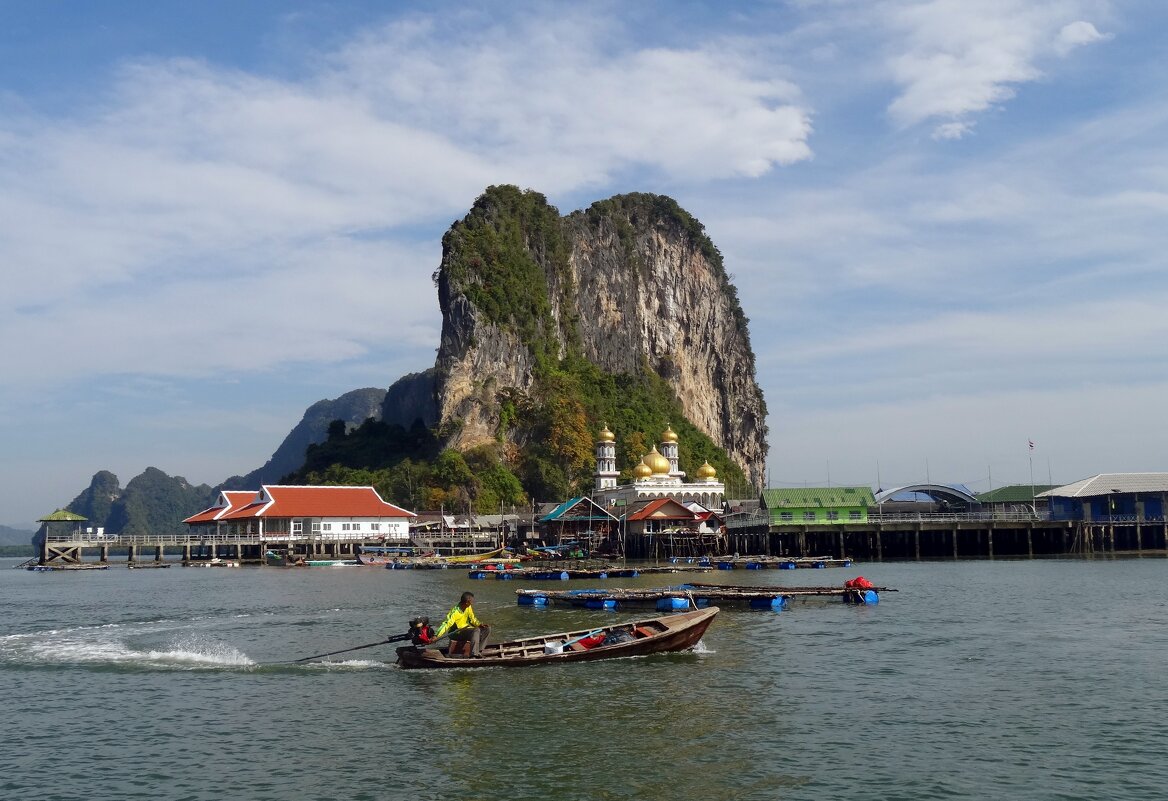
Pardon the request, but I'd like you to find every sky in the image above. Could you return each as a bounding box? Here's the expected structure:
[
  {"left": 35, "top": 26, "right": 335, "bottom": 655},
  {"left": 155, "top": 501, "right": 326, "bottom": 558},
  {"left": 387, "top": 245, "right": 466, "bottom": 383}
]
[{"left": 2, "top": 0, "right": 1166, "bottom": 526}]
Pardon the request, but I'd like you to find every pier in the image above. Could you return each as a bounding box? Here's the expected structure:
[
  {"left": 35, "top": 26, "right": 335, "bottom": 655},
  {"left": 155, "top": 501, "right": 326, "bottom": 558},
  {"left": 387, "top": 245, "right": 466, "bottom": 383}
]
[
  {"left": 708, "top": 516, "right": 1168, "bottom": 561},
  {"left": 34, "top": 530, "right": 500, "bottom": 567}
]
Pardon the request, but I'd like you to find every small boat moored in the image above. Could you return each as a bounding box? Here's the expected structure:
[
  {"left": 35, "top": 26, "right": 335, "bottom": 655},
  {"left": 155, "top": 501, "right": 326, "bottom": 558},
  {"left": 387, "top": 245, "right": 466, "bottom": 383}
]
[{"left": 395, "top": 606, "right": 718, "bottom": 669}]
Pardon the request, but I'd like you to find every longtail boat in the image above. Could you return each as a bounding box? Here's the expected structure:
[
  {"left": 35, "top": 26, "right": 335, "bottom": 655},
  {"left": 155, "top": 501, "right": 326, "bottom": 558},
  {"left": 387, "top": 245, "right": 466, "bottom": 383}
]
[{"left": 395, "top": 606, "right": 718, "bottom": 669}]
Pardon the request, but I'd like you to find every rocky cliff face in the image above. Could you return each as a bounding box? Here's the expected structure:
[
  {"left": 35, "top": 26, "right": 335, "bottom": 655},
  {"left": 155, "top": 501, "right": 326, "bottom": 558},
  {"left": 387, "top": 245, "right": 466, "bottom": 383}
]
[{"left": 433, "top": 187, "right": 768, "bottom": 487}]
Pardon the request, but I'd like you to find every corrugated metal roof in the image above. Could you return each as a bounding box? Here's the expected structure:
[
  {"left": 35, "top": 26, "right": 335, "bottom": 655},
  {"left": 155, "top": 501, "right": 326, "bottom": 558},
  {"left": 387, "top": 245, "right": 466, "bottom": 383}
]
[
  {"left": 540, "top": 497, "right": 616, "bottom": 523},
  {"left": 1038, "top": 473, "right": 1168, "bottom": 498},
  {"left": 761, "top": 486, "right": 875, "bottom": 509},
  {"left": 976, "top": 485, "right": 1056, "bottom": 503}
]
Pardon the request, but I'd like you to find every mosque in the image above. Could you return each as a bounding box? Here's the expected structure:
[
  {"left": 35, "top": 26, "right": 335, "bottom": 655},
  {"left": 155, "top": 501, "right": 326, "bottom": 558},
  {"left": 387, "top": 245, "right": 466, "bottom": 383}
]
[{"left": 592, "top": 424, "right": 725, "bottom": 509}]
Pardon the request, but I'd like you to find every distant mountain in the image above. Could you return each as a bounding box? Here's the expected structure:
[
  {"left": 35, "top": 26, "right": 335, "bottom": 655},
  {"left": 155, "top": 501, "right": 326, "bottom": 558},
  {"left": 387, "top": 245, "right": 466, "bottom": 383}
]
[
  {"left": 67, "top": 467, "right": 216, "bottom": 536},
  {"left": 221, "top": 387, "right": 390, "bottom": 489},
  {"left": 0, "top": 524, "right": 35, "bottom": 547}
]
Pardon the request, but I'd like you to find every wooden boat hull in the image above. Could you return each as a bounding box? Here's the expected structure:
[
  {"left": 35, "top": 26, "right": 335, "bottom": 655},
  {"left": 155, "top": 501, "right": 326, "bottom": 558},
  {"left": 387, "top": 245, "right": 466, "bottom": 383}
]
[{"left": 395, "top": 607, "right": 717, "bottom": 669}]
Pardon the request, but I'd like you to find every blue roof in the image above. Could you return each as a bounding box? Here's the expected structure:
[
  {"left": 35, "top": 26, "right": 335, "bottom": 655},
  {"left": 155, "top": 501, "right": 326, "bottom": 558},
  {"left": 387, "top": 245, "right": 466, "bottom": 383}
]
[{"left": 540, "top": 496, "right": 616, "bottom": 523}]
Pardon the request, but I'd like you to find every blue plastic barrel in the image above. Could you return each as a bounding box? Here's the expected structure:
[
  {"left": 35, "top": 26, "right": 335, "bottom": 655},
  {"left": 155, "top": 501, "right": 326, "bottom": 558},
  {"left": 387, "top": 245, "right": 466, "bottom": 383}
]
[
  {"left": 862, "top": 589, "right": 879, "bottom": 604},
  {"left": 656, "top": 597, "right": 690, "bottom": 611},
  {"left": 779, "top": 561, "right": 796, "bottom": 570},
  {"left": 518, "top": 594, "right": 549, "bottom": 606},
  {"left": 843, "top": 559, "right": 854, "bottom": 566},
  {"left": 499, "top": 572, "right": 513, "bottom": 580},
  {"left": 585, "top": 598, "right": 618, "bottom": 609},
  {"left": 750, "top": 596, "right": 785, "bottom": 610},
  {"left": 469, "top": 571, "right": 486, "bottom": 580},
  {"left": 718, "top": 562, "right": 734, "bottom": 570},
  {"left": 597, "top": 572, "right": 608, "bottom": 579},
  {"left": 814, "top": 561, "right": 826, "bottom": 568},
  {"left": 746, "top": 562, "right": 762, "bottom": 570}
]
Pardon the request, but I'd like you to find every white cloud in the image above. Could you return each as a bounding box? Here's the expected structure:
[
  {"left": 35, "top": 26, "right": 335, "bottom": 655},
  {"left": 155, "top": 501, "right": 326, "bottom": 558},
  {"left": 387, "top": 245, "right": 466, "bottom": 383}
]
[
  {"left": 1056, "top": 20, "right": 1110, "bottom": 54},
  {"left": 0, "top": 9, "right": 814, "bottom": 398},
  {"left": 879, "top": 0, "right": 1111, "bottom": 137}
]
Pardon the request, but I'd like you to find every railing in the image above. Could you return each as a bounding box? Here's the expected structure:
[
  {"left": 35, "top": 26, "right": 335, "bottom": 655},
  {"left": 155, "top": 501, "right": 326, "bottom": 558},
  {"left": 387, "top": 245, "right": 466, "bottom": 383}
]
[{"left": 725, "top": 511, "right": 1054, "bottom": 529}]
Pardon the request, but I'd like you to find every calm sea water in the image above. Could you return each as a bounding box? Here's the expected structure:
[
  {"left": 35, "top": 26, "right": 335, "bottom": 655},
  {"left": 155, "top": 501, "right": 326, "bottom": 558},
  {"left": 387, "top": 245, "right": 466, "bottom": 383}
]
[{"left": 2, "top": 556, "right": 1165, "bottom": 801}]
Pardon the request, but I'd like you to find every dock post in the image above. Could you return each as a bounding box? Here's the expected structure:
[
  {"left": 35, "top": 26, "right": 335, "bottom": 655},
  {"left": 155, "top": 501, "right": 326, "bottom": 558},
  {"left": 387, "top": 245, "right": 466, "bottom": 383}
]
[
  {"left": 127, "top": 543, "right": 137, "bottom": 562},
  {"left": 155, "top": 545, "right": 164, "bottom": 562},
  {"left": 914, "top": 528, "right": 920, "bottom": 561},
  {"left": 100, "top": 545, "right": 109, "bottom": 563},
  {"left": 952, "top": 528, "right": 958, "bottom": 560},
  {"left": 875, "top": 529, "right": 883, "bottom": 561},
  {"left": 182, "top": 544, "right": 191, "bottom": 561},
  {"left": 987, "top": 526, "right": 994, "bottom": 559}
]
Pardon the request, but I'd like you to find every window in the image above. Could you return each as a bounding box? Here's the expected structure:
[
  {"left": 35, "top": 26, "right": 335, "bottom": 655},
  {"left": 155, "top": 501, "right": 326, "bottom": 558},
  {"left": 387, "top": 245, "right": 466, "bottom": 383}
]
[
  {"left": 311, "top": 522, "right": 321, "bottom": 532},
  {"left": 322, "top": 523, "right": 332, "bottom": 532},
  {"left": 371, "top": 523, "right": 381, "bottom": 531},
  {"left": 779, "top": 512, "right": 793, "bottom": 521},
  {"left": 827, "top": 511, "right": 839, "bottom": 521},
  {"left": 849, "top": 511, "right": 862, "bottom": 520},
  {"left": 292, "top": 521, "right": 303, "bottom": 533},
  {"left": 341, "top": 523, "right": 351, "bottom": 532},
  {"left": 803, "top": 512, "right": 816, "bottom": 521}
]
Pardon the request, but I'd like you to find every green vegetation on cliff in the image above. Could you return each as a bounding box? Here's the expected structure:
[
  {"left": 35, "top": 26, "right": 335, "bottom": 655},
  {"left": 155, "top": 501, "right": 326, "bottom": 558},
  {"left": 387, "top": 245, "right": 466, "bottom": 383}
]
[{"left": 292, "top": 186, "right": 753, "bottom": 511}]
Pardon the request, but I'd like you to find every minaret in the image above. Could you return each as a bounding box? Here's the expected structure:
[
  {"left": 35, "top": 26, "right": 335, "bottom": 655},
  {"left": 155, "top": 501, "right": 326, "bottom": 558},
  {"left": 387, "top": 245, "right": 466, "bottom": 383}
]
[
  {"left": 661, "top": 425, "right": 684, "bottom": 479},
  {"left": 594, "top": 424, "right": 619, "bottom": 491}
]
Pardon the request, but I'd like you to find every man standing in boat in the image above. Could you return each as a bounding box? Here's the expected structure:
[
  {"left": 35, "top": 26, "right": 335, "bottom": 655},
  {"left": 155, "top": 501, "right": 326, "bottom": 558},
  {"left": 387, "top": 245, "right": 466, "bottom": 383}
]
[{"left": 434, "top": 591, "right": 490, "bottom": 658}]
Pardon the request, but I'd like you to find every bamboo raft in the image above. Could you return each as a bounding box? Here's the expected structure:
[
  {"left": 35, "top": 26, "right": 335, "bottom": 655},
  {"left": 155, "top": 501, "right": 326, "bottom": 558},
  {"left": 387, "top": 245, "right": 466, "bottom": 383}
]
[
  {"left": 516, "top": 582, "right": 891, "bottom": 610},
  {"left": 471, "top": 557, "right": 852, "bottom": 581}
]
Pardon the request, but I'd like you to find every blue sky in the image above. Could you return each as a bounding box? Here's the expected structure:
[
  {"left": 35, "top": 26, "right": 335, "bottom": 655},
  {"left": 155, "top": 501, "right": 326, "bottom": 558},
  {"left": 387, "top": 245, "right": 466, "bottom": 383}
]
[{"left": 2, "top": 0, "right": 1166, "bottom": 526}]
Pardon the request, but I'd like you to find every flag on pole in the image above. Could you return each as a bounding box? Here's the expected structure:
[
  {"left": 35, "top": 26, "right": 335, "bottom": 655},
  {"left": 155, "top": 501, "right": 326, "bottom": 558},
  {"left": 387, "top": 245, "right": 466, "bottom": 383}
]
[{"left": 1028, "top": 440, "right": 1035, "bottom": 451}]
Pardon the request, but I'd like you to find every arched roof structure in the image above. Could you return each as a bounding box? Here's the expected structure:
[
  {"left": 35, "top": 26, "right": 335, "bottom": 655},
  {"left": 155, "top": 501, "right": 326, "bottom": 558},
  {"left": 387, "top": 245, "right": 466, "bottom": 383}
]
[{"left": 873, "top": 484, "right": 981, "bottom": 508}]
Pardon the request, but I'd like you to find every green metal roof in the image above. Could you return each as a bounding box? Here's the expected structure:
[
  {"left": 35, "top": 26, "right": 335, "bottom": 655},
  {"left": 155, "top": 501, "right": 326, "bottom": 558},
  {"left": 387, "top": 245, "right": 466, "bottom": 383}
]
[
  {"left": 761, "top": 487, "right": 875, "bottom": 509},
  {"left": 976, "top": 485, "right": 1056, "bottom": 503},
  {"left": 540, "top": 497, "right": 616, "bottom": 523},
  {"left": 37, "top": 508, "right": 87, "bottom": 522}
]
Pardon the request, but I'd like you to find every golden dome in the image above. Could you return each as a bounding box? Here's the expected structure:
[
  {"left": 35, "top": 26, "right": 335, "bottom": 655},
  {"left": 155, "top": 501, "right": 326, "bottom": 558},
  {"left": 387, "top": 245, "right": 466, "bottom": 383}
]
[
  {"left": 598, "top": 424, "right": 615, "bottom": 442},
  {"left": 661, "top": 425, "right": 678, "bottom": 443},
  {"left": 633, "top": 459, "right": 653, "bottom": 479},
  {"left": 647, "top": 446, "right": 671, "bottom": 475},
  {"left": 697, "top": 461, "right": 717, "bottom": 479}
]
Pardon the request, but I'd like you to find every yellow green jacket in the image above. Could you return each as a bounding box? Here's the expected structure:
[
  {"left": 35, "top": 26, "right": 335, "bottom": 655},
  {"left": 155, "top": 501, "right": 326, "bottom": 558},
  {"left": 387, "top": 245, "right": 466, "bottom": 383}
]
[{"left": 435, "top": 603, "right": 482, "bottom": 637}]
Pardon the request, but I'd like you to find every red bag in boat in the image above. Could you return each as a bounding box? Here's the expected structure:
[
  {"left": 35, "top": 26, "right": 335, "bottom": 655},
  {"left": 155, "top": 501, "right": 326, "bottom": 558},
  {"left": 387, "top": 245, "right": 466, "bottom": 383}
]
[
  {"left": 578, "top": 634, "right": 607, "bottom": 649},
  {"left": 845, "top": 576, "right": 874, "bottom": 589}
]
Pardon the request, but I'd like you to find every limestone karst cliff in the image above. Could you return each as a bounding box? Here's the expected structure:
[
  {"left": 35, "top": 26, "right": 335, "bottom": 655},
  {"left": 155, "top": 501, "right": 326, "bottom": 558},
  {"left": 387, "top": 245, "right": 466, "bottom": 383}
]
[{"left": 433, "top": 186, "right": 768, "bottom": 489}]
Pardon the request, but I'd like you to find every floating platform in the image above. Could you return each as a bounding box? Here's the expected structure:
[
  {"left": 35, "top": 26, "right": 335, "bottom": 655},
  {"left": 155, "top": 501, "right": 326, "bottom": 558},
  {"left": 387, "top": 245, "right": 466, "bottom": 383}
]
[
  {"left": 669, "top": 555, "right": 853, "bottom": 570},
  {"left": 515, "top": 582, "right": 888, "bottom": 610},
  {"left": 469, "top": 566, "right": 644, "bottom": 580},
  {"left": 27, "top": 563, "right": 111, "bottom": 572}
]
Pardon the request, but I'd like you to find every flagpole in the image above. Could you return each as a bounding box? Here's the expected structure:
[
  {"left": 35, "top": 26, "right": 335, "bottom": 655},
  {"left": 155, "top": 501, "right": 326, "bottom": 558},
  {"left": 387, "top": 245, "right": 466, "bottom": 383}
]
[{"left": 1028, "top": 440, "right": 1036, "bottom": 517}]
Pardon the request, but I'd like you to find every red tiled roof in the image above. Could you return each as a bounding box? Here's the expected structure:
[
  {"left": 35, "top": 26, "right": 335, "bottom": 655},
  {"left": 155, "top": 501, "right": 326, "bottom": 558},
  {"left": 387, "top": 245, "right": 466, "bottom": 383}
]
[
  {"left": 626, "top": 498, "right": 698, "bottom": 522},
  {"left": 183, "top": 491, "right": 260, "bottom": 524},
  {"left": 219, "top": 485, "right": 415, "bottom": 520}
]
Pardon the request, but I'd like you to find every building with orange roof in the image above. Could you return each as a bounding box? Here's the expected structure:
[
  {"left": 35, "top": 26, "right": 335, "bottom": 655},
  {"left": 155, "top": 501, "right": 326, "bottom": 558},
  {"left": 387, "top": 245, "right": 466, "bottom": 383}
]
[{"left": 184, "top": 485, "right": 415, "bottom": 543}]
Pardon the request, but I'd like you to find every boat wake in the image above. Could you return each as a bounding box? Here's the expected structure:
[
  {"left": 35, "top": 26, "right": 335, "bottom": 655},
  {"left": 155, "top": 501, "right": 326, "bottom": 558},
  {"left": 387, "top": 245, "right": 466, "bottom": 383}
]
[{"left": 0, "top": 624, "right": 256, "bottom": 671}]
